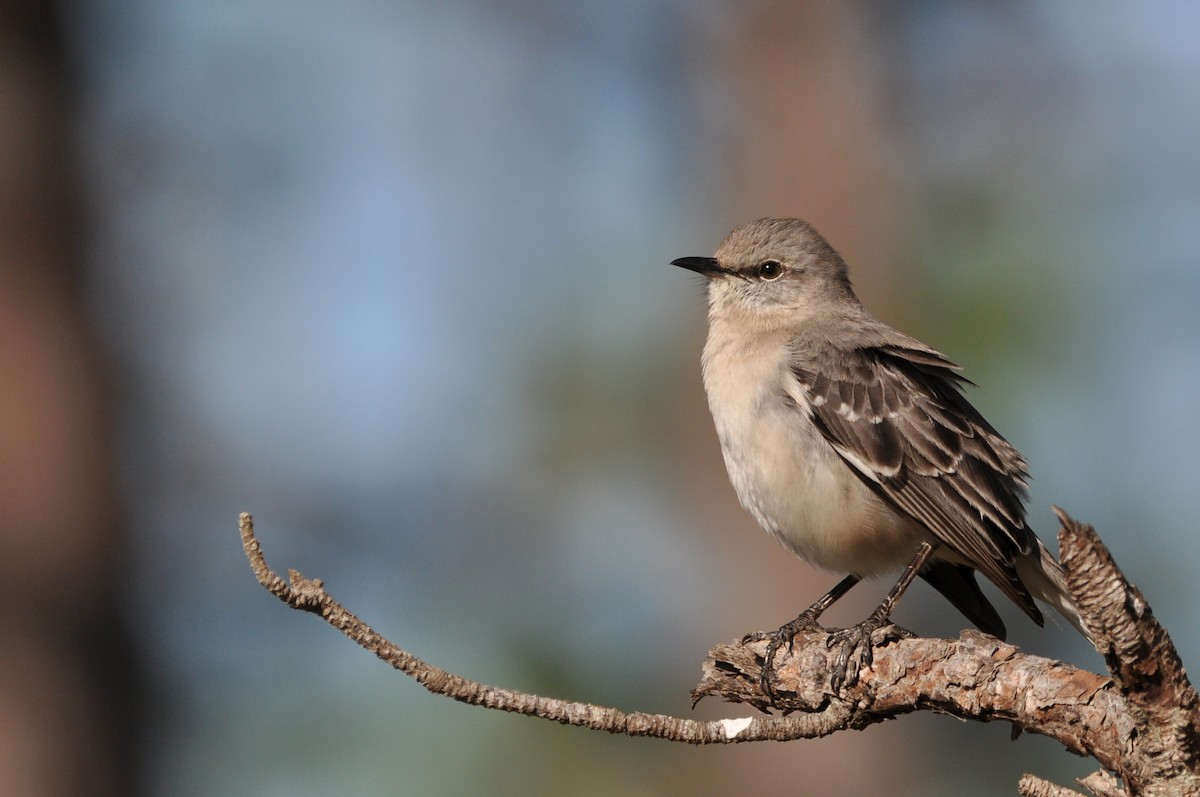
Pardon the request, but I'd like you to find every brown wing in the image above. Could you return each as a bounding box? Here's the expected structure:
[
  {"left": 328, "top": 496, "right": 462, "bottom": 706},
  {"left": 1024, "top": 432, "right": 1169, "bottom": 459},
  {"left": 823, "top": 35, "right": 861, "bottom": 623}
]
[{"left": 791, "top": 343, "right": 1044, "bottom": 625}]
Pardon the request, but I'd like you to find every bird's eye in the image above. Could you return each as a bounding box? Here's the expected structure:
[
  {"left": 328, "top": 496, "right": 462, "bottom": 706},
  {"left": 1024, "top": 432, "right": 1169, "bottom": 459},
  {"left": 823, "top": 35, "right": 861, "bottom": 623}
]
[{"left": 758, "top": 260, "right": 783, "bottom": 280}]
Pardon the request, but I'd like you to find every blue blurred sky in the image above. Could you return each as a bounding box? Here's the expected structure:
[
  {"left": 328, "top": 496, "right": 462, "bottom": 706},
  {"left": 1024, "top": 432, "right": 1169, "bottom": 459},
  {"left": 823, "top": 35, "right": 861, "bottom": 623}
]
[{"left": 67, "top": 2, "right": 1200, "bottom": 795}]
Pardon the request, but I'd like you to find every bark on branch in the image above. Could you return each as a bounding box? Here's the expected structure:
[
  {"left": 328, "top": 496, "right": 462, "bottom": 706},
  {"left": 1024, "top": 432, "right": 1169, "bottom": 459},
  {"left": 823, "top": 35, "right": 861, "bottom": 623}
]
[{"left": 239, "top": 510, "right": 1199, "bottom": 796}]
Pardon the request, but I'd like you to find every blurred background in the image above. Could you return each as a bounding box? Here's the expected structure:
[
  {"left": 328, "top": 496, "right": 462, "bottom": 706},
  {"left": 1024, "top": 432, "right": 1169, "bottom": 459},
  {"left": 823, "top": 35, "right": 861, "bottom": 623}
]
[{"left": 2, "top": 1, "right": 1198, "bottom": 795}]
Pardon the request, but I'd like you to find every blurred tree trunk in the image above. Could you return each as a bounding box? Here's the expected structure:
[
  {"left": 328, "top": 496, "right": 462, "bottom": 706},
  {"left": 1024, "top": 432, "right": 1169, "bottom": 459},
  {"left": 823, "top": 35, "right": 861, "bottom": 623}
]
[
  {"left": 681, "top": 4, "right": 907, "bottom": 795},
  {"left": 0, "top": 4, "right": 141, "bottom": 796},
  {"left": 727, "top": 2, "right": 898, "bottom": 307}
]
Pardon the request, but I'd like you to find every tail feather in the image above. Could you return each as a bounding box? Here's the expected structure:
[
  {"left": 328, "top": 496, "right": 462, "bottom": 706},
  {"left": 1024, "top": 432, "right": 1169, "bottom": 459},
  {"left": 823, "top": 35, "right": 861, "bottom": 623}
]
[
  {"left": 1016, "top": 540, "right": 1094, "bottom": 644},
  {"left": 921, "top": 561, "right": 1008, "bottom": 640}
]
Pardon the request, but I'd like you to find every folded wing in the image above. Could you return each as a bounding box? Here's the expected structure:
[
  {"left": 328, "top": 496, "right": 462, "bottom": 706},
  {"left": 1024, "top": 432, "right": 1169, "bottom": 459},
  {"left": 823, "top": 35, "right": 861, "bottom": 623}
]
[{"left": 791, "top": 342, "right": 1044, "bottom": 628}]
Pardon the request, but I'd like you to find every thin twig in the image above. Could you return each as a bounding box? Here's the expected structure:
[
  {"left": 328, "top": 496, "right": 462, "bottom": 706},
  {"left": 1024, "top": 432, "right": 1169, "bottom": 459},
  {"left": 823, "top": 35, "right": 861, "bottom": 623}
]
[{"left": 241, "top": 512, "right": 846, "bottom": 744}]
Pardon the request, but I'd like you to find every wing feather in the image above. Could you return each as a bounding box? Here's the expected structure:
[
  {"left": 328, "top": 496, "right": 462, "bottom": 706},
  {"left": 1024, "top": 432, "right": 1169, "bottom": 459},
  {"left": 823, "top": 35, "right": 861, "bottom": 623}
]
[{"left": 794, "top": 343, "right": 1043, "bottom": 624}]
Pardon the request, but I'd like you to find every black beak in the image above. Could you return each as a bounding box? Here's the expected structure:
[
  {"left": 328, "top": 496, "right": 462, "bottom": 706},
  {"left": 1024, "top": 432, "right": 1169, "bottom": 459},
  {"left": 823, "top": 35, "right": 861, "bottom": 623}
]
[{"left": 670, "top": 256, "right": 726, "bottom": 277}]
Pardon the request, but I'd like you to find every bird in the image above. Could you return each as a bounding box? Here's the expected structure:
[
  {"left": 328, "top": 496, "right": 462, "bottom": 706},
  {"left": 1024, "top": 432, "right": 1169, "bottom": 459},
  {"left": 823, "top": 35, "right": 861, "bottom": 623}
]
[{"left": 671, "top": 218, "right": 1090, "bottom": 697}]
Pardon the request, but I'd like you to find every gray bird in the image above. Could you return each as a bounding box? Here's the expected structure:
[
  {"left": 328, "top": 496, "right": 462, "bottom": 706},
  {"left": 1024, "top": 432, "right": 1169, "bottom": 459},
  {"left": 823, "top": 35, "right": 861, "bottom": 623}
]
[{"left": 672, "top": 218, "right": 1089, "bottom": 696}]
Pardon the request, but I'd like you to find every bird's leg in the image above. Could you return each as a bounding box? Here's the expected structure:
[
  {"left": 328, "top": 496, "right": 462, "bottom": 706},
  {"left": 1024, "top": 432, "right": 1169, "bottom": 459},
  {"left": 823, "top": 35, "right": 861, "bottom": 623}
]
[
  {"left": 742, "top": 573, "right": 861, "bottom": 702},
  {"left": 825, "top": 541, "right": 935, "bottom": 692}
]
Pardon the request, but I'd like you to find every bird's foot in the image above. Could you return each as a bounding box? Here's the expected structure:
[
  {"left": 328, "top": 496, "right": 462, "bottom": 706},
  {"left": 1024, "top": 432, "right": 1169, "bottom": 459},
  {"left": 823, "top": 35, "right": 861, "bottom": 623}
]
[
  {"left": 741, "top": 609, "right": 824, "bottom": 704},
  {"left": 824, "top": 612, "right": 911, "bottom": 692}
]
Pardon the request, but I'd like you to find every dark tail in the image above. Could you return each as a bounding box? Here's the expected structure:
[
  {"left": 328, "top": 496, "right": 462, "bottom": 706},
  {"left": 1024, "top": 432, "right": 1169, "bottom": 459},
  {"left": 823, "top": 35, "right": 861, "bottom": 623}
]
[{"left": 920, "top": 561, "right": 1007, "bottom": 640}]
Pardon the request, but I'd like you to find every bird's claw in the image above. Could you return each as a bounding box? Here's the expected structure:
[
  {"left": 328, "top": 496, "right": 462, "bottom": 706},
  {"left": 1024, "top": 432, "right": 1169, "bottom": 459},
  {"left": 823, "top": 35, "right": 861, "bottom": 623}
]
[
  {"left": 744, "top": 608, "right": 912, "bottom": 703},
  {"left": 824, "top": 615, "right": 910, "bottom": 691},
  {"left": 744, "top": 610, "right": 824, "bottom": 704},
  {"left": 824, "top": 622, "right": 876, "bottom": 692}
]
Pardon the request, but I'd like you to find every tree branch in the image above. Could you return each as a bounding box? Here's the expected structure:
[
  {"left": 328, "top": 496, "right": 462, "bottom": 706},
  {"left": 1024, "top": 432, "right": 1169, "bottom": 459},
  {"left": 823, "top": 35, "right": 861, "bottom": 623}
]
[
  {"left": 239, "top": 510, "right": 1200, "bottom": 796},
  {"left": 693, "top": 628, "right": 1117, "bottom": 757},
  {"left": 240, "top": 512, "right": 847, "bottom": 744},
  {"left": 1054, "top": 509, "right": 1200, "bottom": 795},
  {"left": 1019, "top": 773, "right": 1088, "bottom": 797}
]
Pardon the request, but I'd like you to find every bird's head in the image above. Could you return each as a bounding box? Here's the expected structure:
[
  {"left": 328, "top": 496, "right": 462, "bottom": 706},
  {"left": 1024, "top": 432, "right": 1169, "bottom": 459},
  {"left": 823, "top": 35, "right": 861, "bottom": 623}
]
[{"left": 672, "top": 218, "right": 859, "bottom": 329}]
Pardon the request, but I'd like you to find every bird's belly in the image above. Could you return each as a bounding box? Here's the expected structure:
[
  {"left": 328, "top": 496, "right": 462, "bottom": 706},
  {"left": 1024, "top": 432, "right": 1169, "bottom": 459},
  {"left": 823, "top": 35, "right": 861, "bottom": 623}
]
[{"left": 716, "top": 400, "right": 922, "bottom": 577}]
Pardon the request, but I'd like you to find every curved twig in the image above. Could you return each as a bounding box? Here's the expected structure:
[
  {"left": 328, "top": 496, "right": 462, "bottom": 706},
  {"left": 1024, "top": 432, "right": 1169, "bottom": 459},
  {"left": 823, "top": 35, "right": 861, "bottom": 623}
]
[{"left": 241, "top": 512, "right": 844, "bottom": 744}]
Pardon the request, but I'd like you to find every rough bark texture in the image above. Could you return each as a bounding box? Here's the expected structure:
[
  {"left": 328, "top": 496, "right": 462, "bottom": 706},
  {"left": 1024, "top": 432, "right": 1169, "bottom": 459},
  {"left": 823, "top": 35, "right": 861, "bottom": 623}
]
[
  {"left": 1055, "top": 509, "right": 1200, "bottom": 795},
  {"left": 241, "top": 510, "right": 1199, "bottom": 796},
  {"left": 693, "top": 630, "right": 1121, "bottom": 759}
]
